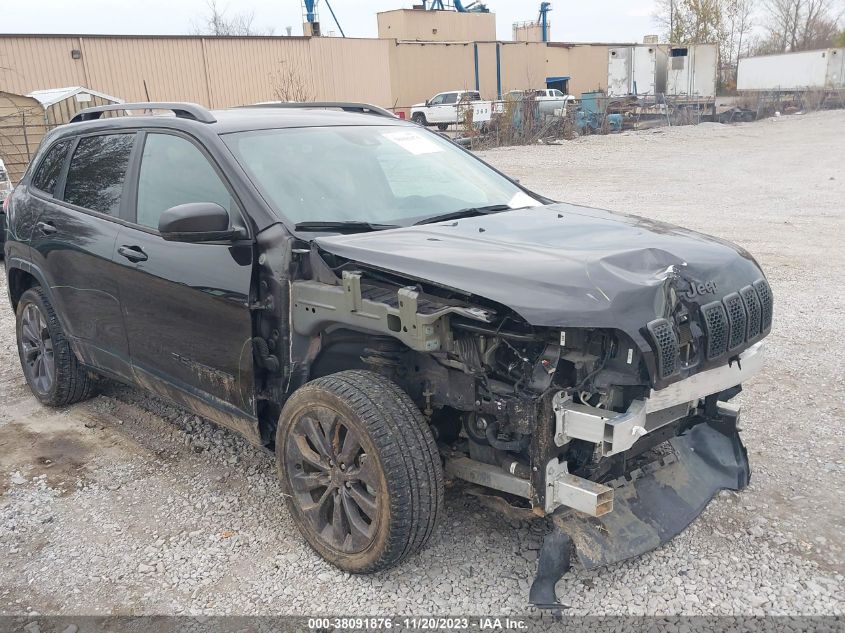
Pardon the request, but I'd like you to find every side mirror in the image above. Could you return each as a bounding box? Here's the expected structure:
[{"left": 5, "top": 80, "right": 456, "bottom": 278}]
[
  {"left": 425, "top": 100, "right": 431, "bottom": 107},
  {"left": 158, "top": 202, "right": 236, "bottom": 243}
]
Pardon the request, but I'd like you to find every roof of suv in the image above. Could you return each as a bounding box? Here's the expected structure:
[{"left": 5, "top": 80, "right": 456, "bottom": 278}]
[
  {"left": 63, "top": 102, "right": 409, "bottom": 136},
  {"left": 209, "top": 107, "right": 408, "bottom": 134}
]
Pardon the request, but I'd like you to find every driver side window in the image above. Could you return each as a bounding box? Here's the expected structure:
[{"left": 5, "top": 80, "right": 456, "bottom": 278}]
[
  {"left": 136, "top": 133, "right": 236, "bottom": 230},
  {"left": 428, "top": 94, "right": 445, "bottom": 106}
]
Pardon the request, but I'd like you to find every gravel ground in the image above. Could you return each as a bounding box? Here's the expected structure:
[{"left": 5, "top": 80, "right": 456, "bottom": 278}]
[{"left": 1, "top": 111, "right": 843, "bottom": 617}]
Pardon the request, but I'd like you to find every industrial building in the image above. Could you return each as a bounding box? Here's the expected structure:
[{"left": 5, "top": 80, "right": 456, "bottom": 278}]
[{"left": 0, "top": 6, "right": 617, "bottom": 118}]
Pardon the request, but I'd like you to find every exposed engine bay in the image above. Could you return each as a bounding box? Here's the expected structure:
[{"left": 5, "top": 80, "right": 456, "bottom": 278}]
[{"left": 274, "top": 203, "right": 773, "bottom": 608}]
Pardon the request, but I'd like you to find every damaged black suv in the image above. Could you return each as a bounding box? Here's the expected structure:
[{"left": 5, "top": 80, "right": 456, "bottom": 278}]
[{"left": 4, "top": 102, "right": 771, "bottom": 607}]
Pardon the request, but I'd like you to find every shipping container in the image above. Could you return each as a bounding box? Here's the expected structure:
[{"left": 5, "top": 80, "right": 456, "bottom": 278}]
[{"left": 737, "top": 48, "right": 845, "bottom": 91}]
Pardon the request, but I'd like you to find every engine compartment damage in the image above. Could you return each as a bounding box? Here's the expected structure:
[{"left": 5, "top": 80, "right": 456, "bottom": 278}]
[{"left": 272, "top": 204, "right": 773, "bottom": 608}]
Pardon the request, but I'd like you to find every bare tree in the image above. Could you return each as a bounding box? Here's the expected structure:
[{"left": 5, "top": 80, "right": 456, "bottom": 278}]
[
  {"left": 270, "top": 60, "right": 313, "bottom": 102},
  {"left": 723, "top": 0, "right": 757, "bottom": 86},
  {"left": 756, "top": 0, "right": 843, "bottom": 52},
  {"left": 192, "top": 0, "right": 274, "bottom": 36},
  {"left": 655, "top": 0, "right": 727, "bottom": 44}
]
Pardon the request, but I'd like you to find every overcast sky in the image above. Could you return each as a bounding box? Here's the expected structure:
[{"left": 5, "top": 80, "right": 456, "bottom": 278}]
[{"left": 2, "top": 0, "right": 660, "bottom": 43}]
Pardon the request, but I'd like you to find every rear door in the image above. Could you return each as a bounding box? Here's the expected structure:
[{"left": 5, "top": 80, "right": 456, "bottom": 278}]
[
  {"left": 27, "top": 133, "right": 136, "bottom": 380},
  {"left": 113, "top": 130, "right": 257, "bottom": 434}
]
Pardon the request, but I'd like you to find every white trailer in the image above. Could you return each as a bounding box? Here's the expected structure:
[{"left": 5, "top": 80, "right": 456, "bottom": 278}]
[
  {"left": 665, "top": 44, "right": 718, "bottom": 98},
  {"left": 608, "top": 44, "right": 717, "bottom": 99},
  {"left": 607, "top": 45, "right": 667, "bottom": 97},
  {"left": 738, "top": 48, "right": 845, "bottom": 91}
]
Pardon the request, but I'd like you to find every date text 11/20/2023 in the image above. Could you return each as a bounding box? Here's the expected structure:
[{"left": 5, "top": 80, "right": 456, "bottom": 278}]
[{"left": 307, "top": 617, "right": 530, "bottom": 630}]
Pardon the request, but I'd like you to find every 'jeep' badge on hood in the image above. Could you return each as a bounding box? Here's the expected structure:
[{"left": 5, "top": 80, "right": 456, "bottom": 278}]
[{"left": 685, "top": 280, "right": 718, "bottom": 299}]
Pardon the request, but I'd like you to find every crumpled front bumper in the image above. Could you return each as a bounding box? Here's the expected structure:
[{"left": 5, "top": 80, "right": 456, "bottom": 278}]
[{"left": 529, "top": 415, "right": 750, "bottom": 609}]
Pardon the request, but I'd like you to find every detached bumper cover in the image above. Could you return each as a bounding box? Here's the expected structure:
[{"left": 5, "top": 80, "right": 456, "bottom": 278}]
[
  {"left": 558, "top": 420, "right": 749, "bottom": 569},
  {"left": 530, "top": 419, "right": 750, "bottom": 608}
]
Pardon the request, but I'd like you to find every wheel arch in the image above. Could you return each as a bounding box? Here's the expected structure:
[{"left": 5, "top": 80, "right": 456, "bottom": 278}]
[
  {"left": 7, "top": 261, "right": 43, "bottom": 311},
  {"left": 7, "top": 259, "right": 76, "bottom": 352}
]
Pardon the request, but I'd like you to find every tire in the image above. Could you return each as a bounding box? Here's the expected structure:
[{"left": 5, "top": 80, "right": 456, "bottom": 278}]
[
  {"left": 16, "top": 287, "right": 95, "bottom": 407},
  {"left": 437, "top": 123, "right": 449, "bottom": 131},
  {"left": 276, "top": 369, "right": 444, "bottom": 573},
  {"left": 411, "top": 112, "right": 428, "bottom": 126}
]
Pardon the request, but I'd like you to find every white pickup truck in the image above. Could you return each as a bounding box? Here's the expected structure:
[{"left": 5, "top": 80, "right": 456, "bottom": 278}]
[
  {"left": 410, "top": 90, "right": 490, "bottom": 130},
  {"left": 505, "top": 89, "right": 575, "bottom": 115}
]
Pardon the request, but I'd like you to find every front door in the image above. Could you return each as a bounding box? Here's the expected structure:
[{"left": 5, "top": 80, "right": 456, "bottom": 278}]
[
  {"left": 434, "top": 92, "right": 459, "bottom": 123},
  {"left": 113, "top": 130, "right": 257, "bottom": 438}
]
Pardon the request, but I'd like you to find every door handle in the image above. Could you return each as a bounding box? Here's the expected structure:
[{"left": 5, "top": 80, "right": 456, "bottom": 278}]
[
  {"left": 117, "top": 245, "right": 148, "bottom": 263},
  {"left": 36, "top": 221, "right": 57, "bottom": 235}
]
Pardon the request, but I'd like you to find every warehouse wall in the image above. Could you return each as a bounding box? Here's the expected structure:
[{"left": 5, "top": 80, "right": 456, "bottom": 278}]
[
  {"left": 388, "top": 41, "right": 478, "bottom": 110},
  {"left": 565, "top": 44, "right": 609, "bottom": 95},
  {"left": 0, "top": 35, "right": 393, "bottom": 109},
  {"left": 0, "top": 35, "right": 610, "bottom": 118}
]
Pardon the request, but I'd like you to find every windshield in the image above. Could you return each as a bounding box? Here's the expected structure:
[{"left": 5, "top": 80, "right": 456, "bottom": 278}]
[{"left": 223, "top": 125, "right": 541, "bottom": 226}]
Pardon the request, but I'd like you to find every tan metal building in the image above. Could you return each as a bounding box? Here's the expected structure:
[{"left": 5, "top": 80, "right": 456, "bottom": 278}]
[
  {"left": 513, "top": 23, "right": 546, "bottom": 43},
  {"left": 0, "top": 34, "right": 608, "bottom": 114},
  {"left": 0, "top": 35, "right": 394, "bottom": 109},
  {"left": 377, "top": 9, "right": 496, "bottom": 42}
]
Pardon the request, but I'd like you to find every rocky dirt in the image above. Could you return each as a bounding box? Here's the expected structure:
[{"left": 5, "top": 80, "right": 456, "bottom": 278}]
[{"left": 1, "top": 110, "right": 843, "bottom": 617}]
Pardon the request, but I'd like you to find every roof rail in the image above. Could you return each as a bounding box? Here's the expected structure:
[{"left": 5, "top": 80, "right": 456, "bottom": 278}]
[
  {"left": 244, "top": 102, "right": 397, "bottom": 119},
  {"left": 70, "top": 102, "right": 217, "bottom": 124}
]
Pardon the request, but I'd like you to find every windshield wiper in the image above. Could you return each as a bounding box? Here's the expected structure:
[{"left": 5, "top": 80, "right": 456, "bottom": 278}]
[
  {"left": 294, "top": 221, "right": 400, "bottom": 233},
  {"left": 412, "top": 204, "right": 514, "bottom": 226}
]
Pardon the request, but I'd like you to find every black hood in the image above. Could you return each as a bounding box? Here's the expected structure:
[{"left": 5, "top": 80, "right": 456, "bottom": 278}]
[{"left": 315, "top": 203, "right": 767, "bottom": 350}]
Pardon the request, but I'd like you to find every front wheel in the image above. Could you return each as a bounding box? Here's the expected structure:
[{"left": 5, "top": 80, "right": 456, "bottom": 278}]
[
  {"left": 411, "top": 112, "right": 428, "bottom": 126},
  {"left": 276, "top": 370, "right": 444, "bottom": 573},
  {"left": 437, "top": 123, "right": 449, "bottom": 131}
]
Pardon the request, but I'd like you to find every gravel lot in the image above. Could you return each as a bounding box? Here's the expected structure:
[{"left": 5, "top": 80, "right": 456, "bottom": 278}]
[{"left": 1, "top": 111, "right": 843, "bottom": 617}]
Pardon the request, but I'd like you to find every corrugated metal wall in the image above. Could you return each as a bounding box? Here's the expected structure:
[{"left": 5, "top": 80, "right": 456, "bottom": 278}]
[
  {"left": 389, "top": 41, "right": 477, "bottom": 110},
  {"left": 564, "top": 44, "right": 610, "bottom": 95},
  {"left": 0, "top": 35, "right": 609, "bottom": 121},
  {"left": 0, "top": 36, "right": 393, "bottom": 109}
]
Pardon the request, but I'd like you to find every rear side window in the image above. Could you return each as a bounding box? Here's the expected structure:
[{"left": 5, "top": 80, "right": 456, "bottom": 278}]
[
  {"left": 136, "top": 133, "right": 235, "bottom": 230},
  {"left": 63, "top": 134, "right": 134, "bottom": 216},
  {"left": 32, "top": 140, "right": 71, "bottom": 195},
  {"left": 442, "top": 93, "right": 458, "bottom": 104}
]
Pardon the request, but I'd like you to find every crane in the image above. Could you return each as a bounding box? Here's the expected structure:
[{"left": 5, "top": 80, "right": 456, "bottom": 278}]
[
  {"left": 422, "top": 0, "right": 490, "bottom": 13},
  {"left": 302, "top": 0, "right": 345, "bottom": 37},
  {"left": 538, "top": 2, "right": 552, "bottom": 42}
]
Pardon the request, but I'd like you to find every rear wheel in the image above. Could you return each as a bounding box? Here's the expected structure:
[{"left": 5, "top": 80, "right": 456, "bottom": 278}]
[
  {"left": 437, "top": 123, "right": 449, "bottom": 131},
  {"left": 16, "top": 287, "right": 95, "bottom": 406},
  {"left": 276, "top": 370, "right": 444, "bottom": 573}
]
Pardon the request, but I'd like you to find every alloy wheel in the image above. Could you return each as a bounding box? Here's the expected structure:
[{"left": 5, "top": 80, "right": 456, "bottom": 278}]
[
  {"left": 284, "top": 406, "right": 381, "bottom": 554},
  {"left": 20, "top": 303, "right": 55, "bottom": 395}
]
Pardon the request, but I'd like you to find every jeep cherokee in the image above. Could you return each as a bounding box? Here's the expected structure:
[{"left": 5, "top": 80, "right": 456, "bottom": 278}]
[{"left": 4, "top": 101, "right": 771, "bottom": 607}]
